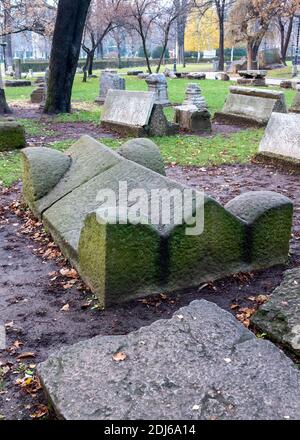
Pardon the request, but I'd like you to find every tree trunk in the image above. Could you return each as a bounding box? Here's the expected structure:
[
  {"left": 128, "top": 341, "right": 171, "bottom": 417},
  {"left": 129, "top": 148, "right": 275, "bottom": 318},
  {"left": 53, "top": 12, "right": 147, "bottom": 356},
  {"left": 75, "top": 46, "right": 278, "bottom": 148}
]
[
  {"left": 218, "top": 17, "right": 225, "bottom": 71},
  {"left": 117, "top": 42, "right": 122, "bottom": 69},
  {"left": 247, "top": 40, "right": 261, "bottom": 70},
  {"left": 141, "top": 33, "right": 152, "bottom": 74},
  {"left": 5, "top": 34, "right": 13, "bottom": 68},
  {"left": 0, "top": 89, "right": 11, "bottom": 114},
  {"left": 279, "top": 16, "right": 294, "bottom": 66},
  {"left": 88, "top": 49, "right": 95, "bottom": 75},
  {"left": 44, "top": 0, "right": 92, "bottom": 114}
]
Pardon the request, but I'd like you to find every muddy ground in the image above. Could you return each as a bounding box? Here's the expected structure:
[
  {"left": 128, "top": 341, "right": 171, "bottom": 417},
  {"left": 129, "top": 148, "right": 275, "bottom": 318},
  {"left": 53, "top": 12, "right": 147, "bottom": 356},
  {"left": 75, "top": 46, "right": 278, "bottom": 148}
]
[
  {"left": 0, "top": 161, "right": 299, "bottom": 420},
  {"left": 0, "top": 103, "right": 299, "bottom": 420}
]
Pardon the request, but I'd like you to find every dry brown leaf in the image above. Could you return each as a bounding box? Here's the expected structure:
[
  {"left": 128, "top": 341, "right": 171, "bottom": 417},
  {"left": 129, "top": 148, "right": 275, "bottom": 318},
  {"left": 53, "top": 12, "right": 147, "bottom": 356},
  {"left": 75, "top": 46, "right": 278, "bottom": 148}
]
[
  {"left": 112, "top": 351, "right": 127, "bottom": 362},
  {"left": 60, "top": 304, "right": 70, "bottom": 312},
  {"left": 17, "top": 352, "right": 36, "bottom": 360},
  {"left": 30, "top": 404, "right": 49, "bottom": 419}
]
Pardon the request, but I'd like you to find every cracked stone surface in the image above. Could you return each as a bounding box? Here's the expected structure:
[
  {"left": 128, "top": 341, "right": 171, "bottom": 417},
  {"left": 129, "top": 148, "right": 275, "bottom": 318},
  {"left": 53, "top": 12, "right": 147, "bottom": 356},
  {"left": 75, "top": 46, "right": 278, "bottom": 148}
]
[
  {"left": 38, "top": 300, "right": 300, "bottom": 420},
  {"left": 252, "top": 268, "right": 300, "bottom": 356}
]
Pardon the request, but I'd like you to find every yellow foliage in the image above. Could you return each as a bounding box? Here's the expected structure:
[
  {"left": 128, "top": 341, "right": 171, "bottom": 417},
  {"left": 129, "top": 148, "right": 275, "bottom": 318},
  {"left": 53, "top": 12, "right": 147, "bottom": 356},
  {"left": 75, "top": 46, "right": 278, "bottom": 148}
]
[{"left": 185, "top": 8, "right": 230, "bottom": 52}]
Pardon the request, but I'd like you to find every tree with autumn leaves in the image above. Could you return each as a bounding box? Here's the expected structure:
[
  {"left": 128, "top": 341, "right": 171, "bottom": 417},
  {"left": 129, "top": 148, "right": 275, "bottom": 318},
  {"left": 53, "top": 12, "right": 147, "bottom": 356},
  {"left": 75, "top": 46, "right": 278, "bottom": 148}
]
[{"left": 227, "top": 0, "right": 300, "bottom": 69}]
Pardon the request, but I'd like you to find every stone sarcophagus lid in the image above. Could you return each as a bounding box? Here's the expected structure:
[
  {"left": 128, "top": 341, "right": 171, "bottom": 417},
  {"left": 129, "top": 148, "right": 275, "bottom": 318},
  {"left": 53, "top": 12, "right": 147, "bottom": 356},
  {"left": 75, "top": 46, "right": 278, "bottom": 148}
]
[
  {"left": 22, "top": 136, "right": 293, "bottom": 308},
  {"left": 214, "top": 86, "right": 288, "bottom": 127},
  {"left": 101, "top": 90, "right": 178, "bottom": 137},
  {"left": 256, "top": 113, "right": 300, "bottom": 173}
]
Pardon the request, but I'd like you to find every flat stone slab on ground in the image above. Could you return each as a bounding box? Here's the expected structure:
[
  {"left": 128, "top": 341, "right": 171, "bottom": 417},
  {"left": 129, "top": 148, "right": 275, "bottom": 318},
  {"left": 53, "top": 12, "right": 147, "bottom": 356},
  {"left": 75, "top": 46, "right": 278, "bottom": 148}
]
[
  {"left": 252, "top": 269, "right": 300, "bottom": 357},
  {"left": 238, "top": 70, "right": 267, "bottom": 78},
  {"left": 38, "top": 300, "right": 300, "bottom": 420},
  {"left": 5, "top": 80, "right": 31, "bottom": 87},
  {"left": 215, "top": 86, "right": 287, "bottom": 126},
  {"left": 258, "top": 113, "right": 300, "bottom": 160},
  {"left": 102, "top": 90, "right": 155, "bottom": 128}
]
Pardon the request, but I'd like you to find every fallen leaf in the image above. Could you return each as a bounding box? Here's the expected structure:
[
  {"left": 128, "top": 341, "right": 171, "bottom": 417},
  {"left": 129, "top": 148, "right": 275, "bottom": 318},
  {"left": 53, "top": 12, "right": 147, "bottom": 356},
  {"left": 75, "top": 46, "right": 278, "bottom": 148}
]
[
  {"left": 17, "top": 352, "right": 36, "bottom": 360},
  {"left": 112, "top": 351, "right": 127, "bottom": 362},
  {"left": 30, "top": 404, "right": 49, "bottom": 419},
  {"left": 60, "top": 304, "right": 70, "bottom": 312}
]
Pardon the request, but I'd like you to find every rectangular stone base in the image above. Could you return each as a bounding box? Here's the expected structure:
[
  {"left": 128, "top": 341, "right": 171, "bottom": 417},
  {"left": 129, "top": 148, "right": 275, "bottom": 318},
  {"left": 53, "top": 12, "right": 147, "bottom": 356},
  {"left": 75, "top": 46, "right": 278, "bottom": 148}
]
[
  {"left": 94, "top": 97, "right": 105, "bottom": 105},
  {"left": 237, "top": 78, "right": 266, "bottom": 87},
  {"left": 255, "top": 152, "right": 300, "bottom": 175},
  {"left": 214, "top": 112, "right": 265, "bottom": 127},
  {"left": 101, "top": 121, "right": 147, "bottom": 137}
]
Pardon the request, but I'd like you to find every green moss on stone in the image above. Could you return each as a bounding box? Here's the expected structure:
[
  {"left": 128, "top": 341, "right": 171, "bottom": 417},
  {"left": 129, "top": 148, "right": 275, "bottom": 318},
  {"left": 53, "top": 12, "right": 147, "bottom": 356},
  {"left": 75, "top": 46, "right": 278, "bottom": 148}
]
[
  {"left": 78, "top": 213, "right": 161, "bottom": 307},
  {"left": 0, "top": 121, "right": 26, "bottom": 151}
]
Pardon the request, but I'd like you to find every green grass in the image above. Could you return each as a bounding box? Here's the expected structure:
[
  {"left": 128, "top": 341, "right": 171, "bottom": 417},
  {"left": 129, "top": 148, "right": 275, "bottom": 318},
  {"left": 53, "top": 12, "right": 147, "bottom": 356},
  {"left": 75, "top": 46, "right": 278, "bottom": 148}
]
[{"left": 0, "top": 128, "right": 263, "bottom": 187}]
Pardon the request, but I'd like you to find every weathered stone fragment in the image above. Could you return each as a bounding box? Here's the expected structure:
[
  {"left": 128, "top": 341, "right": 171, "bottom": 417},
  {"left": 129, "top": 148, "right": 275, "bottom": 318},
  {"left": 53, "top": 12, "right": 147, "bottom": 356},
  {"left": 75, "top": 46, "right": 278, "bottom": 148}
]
[
  {"left": 95, "top": 72, "right": 125, "bottom": 105},
  {"left": 118, "top": 138, "right": 166, "bottom": 175},
  {"left": 5, "top": 80, "right": 31, "bottom": 87},
  {"left": 290, "top": 87, "right": 300, "bottom": 113},
  {"left": 225, "top": 191, "right": 293, "bottom": 268},
  {"left": 22, "top": 137, "right": 294, "bottom": 307},
  {"left": 187, "top": 72, "right": 206, "bottom": 80},
  {"left": 251, "top": 268, "right": 300, "bottom": 356},
  {"left": 38, "top": 300, "right": 300, "bottom": 420},
  {"left": 237, "top": 70, "right": 267, "bottom": 87},
  {"left": 175, "top": 84, "right": 211, "bottom": 132},
  {"left": 215, "top": 86, "right": 287, "bottom": 126},
  {"left": 146, "top": 74, "right": 170, "bottom": 106},
  {"left": 22, "top": 147, "right": 71, "bottom": 215},
  {"left": 101, "top": 90, "right": 178, "bottom": 137},
  {"left": 0, "top": 120, "right": 26, "bottom": 151},
  {"left": 257, "top": 113, "right": 300, "bottom": 172},
  {"left": 215, "top": 72, "right": 230, "bottom": 81},
  {"left": 31, "top": 84, "right": 46, "bottom": 104}
]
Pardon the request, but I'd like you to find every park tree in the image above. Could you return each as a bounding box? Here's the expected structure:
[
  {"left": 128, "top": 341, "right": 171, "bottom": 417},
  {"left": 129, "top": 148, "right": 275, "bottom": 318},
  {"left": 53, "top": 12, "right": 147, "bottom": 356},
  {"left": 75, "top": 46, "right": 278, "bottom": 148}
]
[
  {"left": 44, "top": 0, "right": 92, "bottom": 114},
  {"left": 227, "top": 0, "right": 299, "bottom": 69},
  {"left": 277, "top": 1, "right": 299, "bottom": 65},
  {"left": 81, "top": 0, "right": 126, "bottom": 80},
  {"left": 194, "top": 1, "right": 235, "bottom": 71},
  {"left": 0, "top": 0, "right": 57, "bottom": 67},
  {"left": 185, "top": 7, "right": 219, "bottom": 57}
]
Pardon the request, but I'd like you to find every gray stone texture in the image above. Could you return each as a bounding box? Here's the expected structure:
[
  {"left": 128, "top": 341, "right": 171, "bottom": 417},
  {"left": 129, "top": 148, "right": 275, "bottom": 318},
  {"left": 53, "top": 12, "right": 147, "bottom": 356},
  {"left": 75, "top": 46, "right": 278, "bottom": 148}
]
[
  {"left": 290, "top": 87, "right": 300, "bottom": 113},
  {"left": 215, "top": 86, "right": 288, "bottom": 126},
  {"left": 252, "top": 269, "right": 300, "bottom": 356},
  {"left": 258, "top": 113, "right": 300, "bottom": 160},
  {"left": 175, "top": 84, "right": 212, "bottom": 132},
  {"left": 95, "top": 72, "right": 125, "bottom": 105},
  {"left": 101, "top": 90, "right": 178, "bottom": 137},
  {"left": 118, "top": 138, "right": 166, "bottom": 175},
  {"left": 13, "top": 58, "right": 22, "bottom": 79},
  {"left": 146, "top": 73, "right": 170, "bottom": 106},
  {"left": 0, "top": 120, "right": 26, "bottom": 151},
  {"left": 38, "top": 300, "right": 300, "bottom": 420},
  {"left": 215, "top": 72, "right": 230, "bottom": 81},
  {"left": 22, "top": 137, "right": 293, "bottom": 307}
]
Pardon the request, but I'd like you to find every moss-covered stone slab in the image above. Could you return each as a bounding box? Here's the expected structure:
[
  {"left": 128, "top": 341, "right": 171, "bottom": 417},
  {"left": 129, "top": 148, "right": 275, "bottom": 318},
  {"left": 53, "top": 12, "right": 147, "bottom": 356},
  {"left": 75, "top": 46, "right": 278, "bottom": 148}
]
[
  {"left": 225, "top": 191, "right": 293, "bottom": 268},
  {"left": 38, "top": 300, "right": 300, "bottom": 420},
  {"left": 22, "top": 137, "right": 294, "bottom": 307},
  {"left": 258, "top": 113, "right": 300, "bottom": 161},
  {"left": 251, "top": 268, "right": 300, "bottom": 357},
  {"left": 22, "top": 147, "right": 71, "bottom": 215},
  {"left": 214, "top": 86, "right": 287, "bottom": 126},
  {"left": 34, "top": 136, "right": 123, "bottom": 216},
  {"left": 118, "top": 138, "right": 166, "bottom": 175},
  {"left": 0, "top": 120, "right": 26, "bottom": 151}
]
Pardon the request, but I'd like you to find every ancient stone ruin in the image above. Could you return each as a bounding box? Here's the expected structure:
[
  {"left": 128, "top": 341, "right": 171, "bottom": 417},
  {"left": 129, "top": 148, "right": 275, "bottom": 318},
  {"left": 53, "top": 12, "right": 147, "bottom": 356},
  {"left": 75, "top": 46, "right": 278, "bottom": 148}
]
[
  {"left": 237, "top": 70, "right": 267, "bottom": 87},
  {"left": 215, "top": 72, "right": 230, "bottom": 81},
  {"left": 215, "top": 86, "right": 288, "bottom": 126},
  {"left": 290, "top": 86, "right": 300, "bottom": 114},
  {"left": 95, "top": 71, "right": 125, "bottom": 105},
  {"left": 0, "top": 119, "right": 26, "bottom": 151},
  {"left": 22, "top": 135, "right": 293, "bottom": 308},
  {"left": 146, "top": 73, "right": 170, "bottom": 106},
  {"left": 30, "top": 69, "right": 49, "bottom": 105},
  {"left": 13, "top": 58, "right": 22, "bottom": 80},
  {"left": 252, "top": 268, "right": 300, "bottom": 357},
  {"left": 101, "top": 90, "right": 178, "bottom": 136},
  {"left": 38, "top": 299, "right": 300, "bottom": 420},
  {"left": 174, "top": 83, "right": 212, "bottom": 132},
  {"left": 256, "top": 113, "right": 300, "bottom": 172}
]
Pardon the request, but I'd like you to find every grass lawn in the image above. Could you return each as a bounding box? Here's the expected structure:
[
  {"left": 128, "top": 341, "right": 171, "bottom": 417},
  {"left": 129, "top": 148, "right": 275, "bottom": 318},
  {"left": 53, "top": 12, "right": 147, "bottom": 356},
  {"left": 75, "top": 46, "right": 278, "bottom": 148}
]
[{"left": 0, "top": 71, "right": 296, "bottom": 187}]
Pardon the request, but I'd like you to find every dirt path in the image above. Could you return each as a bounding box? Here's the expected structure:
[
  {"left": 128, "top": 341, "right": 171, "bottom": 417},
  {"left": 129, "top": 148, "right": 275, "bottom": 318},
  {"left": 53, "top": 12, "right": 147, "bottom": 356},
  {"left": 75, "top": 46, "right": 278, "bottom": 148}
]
[{"left": 0, "top": 161, "right": 299, "bottom": 420}]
